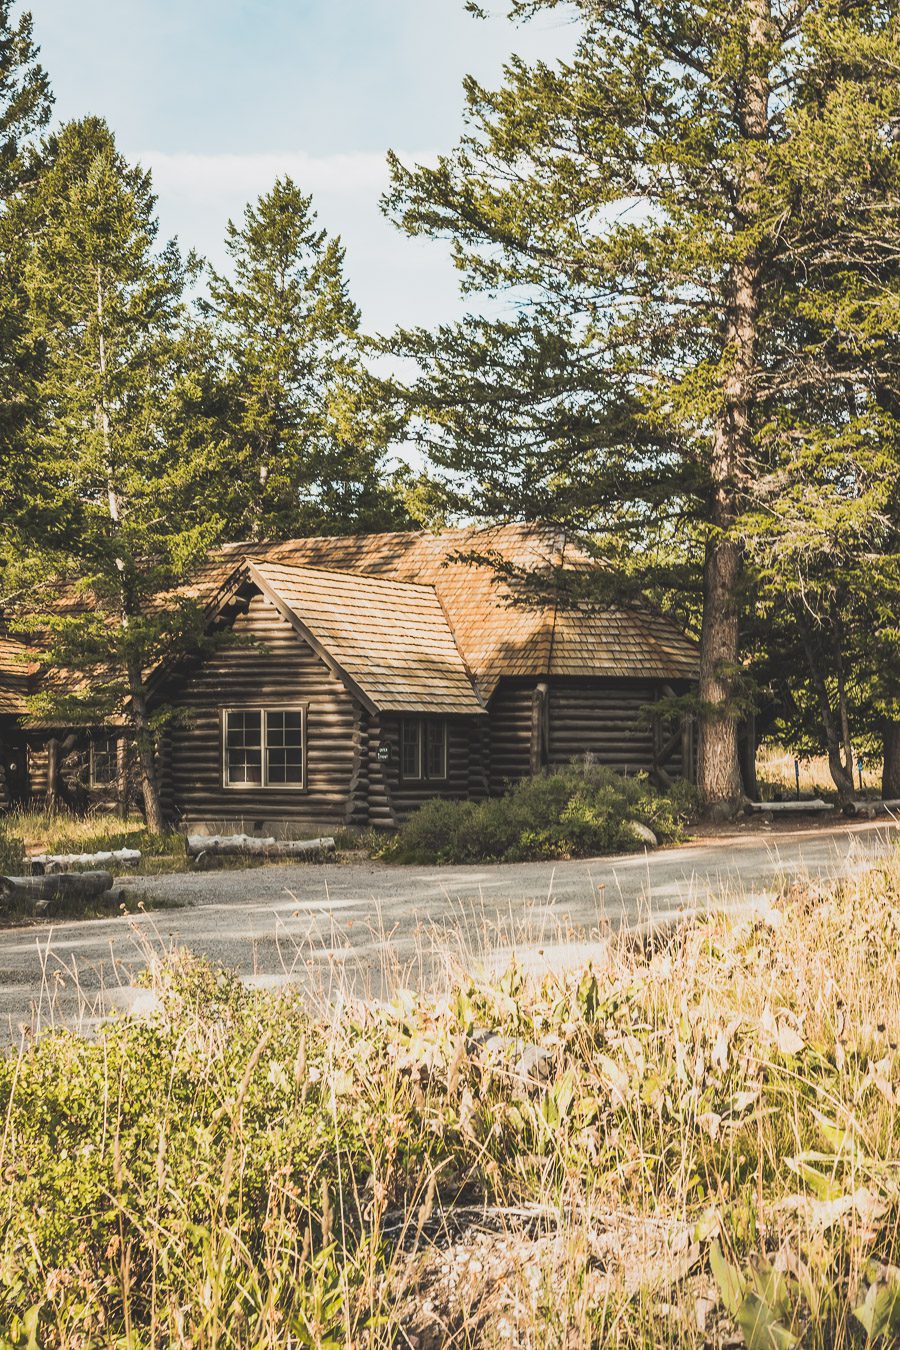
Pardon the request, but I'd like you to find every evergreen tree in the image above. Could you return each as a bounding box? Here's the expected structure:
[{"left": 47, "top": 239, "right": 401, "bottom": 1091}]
[
  {"left": 0, "top": 1, "right": 52, "bottom": 527},
  {"left": 206, "top": 177, "right": 409, "bottom": 541},
  {"left": 9, "top": 117, "right": 219, "bottom": 830},
  {"left": 384, "top": 0, "right": 900, "bottom": 813}
]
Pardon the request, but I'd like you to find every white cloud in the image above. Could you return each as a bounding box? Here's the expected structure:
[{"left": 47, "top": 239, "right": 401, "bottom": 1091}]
[{"left": 140, "top": 148, "right": 405, "bottom": 202}]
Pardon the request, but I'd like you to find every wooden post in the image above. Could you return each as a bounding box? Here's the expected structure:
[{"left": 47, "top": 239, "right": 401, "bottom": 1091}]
[
  {"left": 530, "top": 681, "right": 549, "bottom": 775},
  {"left": 45, "top": 738, "right": 60, "bottom": 815}
]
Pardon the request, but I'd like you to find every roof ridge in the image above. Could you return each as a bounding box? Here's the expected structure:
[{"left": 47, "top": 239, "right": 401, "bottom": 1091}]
[{"left": 245, "top": 556, "right": 441, "bottom": 596}]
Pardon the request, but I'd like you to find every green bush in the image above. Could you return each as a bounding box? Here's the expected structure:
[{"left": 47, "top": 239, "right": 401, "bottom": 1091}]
[{"left": 381, "top": 762, "right": 696, "bottom": 864}]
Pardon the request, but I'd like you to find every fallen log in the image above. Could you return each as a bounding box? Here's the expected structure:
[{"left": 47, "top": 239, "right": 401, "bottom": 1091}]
[
  {"left": 29, "top": 848, "right": 141, "bottom": 874},
  {"left": 843, "top": 798, "right": 900, "bottom": 819},
  {"left": 746, "top": 799, "right": 834, "bottom": 814},
  {"left": 186, "top": 833, "right": 335, "bottom": 859},
  {"left": 0, "top": 870, "right": 115, "bottom": 905}
]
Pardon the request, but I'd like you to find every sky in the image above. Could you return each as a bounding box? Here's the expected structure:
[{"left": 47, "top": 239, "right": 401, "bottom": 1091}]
[{"left": 29, "top": 0, "right": 575, "bottom": 337}]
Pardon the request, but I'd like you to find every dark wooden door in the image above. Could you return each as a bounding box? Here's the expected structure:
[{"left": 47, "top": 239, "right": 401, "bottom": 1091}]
[{"left": 0, "top": 729, "right": 28, "bottom": 807}]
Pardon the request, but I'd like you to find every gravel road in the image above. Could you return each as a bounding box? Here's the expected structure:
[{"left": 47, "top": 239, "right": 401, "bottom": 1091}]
[{"left": 0, "top": 818, "right": 895, "bottom": 1037}]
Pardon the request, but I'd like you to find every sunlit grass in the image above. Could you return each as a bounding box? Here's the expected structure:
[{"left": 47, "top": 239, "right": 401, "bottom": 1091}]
[{"left": 0, "top": 851, "right": 898, "bottom": 1345}]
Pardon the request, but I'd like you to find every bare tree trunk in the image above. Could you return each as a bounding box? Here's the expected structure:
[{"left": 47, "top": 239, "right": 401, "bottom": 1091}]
[
  {"left": 883, "top": 720, "right": 900, "bottom": 799},
  {"left": 116, "top": 736, "right": 128, "bottom": 820},
  {"left": 127, "top": 658, "right": 164, "bottom": 834},
  {"left": 696, "top": 0, "right": 770, "bottom": 815},
  {"left": 95, "top": 268, "right": 167, "bottom": 833},
  {"left": 796, "top": 607, "right": 856, "bottom": 803}
]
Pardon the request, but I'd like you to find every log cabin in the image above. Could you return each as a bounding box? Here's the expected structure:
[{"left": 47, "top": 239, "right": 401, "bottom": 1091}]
[{"left": 0, "top": 524, "right": 700, "bottom": 831}]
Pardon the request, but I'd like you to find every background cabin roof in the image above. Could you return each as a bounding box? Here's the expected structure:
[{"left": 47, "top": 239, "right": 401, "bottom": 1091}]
[
  {"left": 201, "top": 523, "right": 699, "bottom": 698},
  {"left": 241, "top": 559, "right": 486, "bottom": 717},
  {"left": 0, "top": 636, "right": 37, "bottom": 715}
]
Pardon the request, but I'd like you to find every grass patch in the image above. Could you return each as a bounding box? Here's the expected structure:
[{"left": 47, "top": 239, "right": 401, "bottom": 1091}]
[
  {"left": 380, "top": 763, "right": 696, "bottom": 864},
  {"left": 2, "top": 859, "right": 897, "bottom": 1344},
  {"left": 0, "top": 808, "right": 188, "bottom": 876}
]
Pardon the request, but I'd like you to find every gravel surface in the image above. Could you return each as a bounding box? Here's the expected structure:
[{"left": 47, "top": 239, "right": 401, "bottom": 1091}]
[{"left": 0, "top": 818, "right": 895, "bottom": 1038}]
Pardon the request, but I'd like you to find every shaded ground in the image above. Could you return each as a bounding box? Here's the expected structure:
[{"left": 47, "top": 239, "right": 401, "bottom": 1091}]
[{"left": 0, "top": 818, "right": 895, "bottom": 1037}]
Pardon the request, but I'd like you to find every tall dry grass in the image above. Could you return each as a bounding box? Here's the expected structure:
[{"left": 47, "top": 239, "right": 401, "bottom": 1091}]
[{"left": 0, "top": 856, "right": 898, "bottom": 1346}]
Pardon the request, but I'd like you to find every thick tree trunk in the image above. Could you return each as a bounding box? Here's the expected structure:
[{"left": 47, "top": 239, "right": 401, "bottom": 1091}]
[
  {"left": 883, "top": 720, "right": 900, "bottom": 799},
  {"left": 126, "top": 660, "right": 165, "bottom": 834},
  {"left": 696, "top": 0, "right": 770, "bottom": 815},
  {"left": 698, "top": 536, "right": 745, "bottom": 810}
]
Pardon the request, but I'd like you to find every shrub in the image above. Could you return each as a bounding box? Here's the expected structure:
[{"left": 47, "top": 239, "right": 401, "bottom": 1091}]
[
  {"left": 381, "top": 762, "right": 696, "bottom": 864},
  {"left": 1, "top": 866, "right": 898, "bottom": 1345}
]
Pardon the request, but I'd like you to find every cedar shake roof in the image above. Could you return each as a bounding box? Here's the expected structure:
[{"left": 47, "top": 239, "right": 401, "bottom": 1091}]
[
  {"left": 0, "top": 637, "right": 37, "bottom": 715},
  {"left": 241, "top": 560, "right": 485, "bottom": 717},
  {"left": 203, "top": 523, "right": 698, "bottom": 700}
]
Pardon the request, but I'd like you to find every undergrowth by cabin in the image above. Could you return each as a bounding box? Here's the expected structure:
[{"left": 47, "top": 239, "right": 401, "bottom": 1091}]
[
  {"left": 379, "top": 763, "right": 696, "bottom": 864},
  {"left": 1, "top": 858, "right": 898, "bottom": 1346}
]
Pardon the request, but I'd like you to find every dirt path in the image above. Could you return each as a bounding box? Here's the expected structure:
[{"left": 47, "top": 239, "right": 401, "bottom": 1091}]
[{"left": 1, "top": 818, "right": 895, "bottom": 1037}]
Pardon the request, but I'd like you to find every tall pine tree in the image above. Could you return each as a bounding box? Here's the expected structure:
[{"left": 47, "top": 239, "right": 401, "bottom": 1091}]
[
  {"left": 0, "top": 1, "right": 52, "bottom": 546},
  {"left": 206, "top": 177, "right": 408, "bottom": 541},
  {"left": 384, "top": 0, "right": 900, "bottom": 812},
  {"left": 10, "top": 117, "right": 219, "bottom": 830}
]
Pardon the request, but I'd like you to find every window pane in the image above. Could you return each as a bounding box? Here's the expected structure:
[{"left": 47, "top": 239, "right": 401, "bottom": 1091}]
[
  {"left": 225, "top": 711, "right": 263, "bottom": 784},
  {"left": 426, "top": 722, "right": 447, "bottom": 780},
  {"left": 227, "top": 747, "right": 262, "bottom": 784},
  {"left": 91, "top": 736, "right": 118, "bottom": 787},
  {"left": 226, "top": 710, "right": 261, "bottom": 747},
  {"left": 265, "top": 709, "right": 303, "bottom": 785},
  {"left": 401, "top": 719, "right": 421, "bottom": 779}
]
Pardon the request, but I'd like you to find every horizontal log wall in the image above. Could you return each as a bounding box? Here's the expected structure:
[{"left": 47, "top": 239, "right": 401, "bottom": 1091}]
[
  {"left": 547, "top": 678, "right": 684, "bottom": 778},
  {"left": 375, "top": 715, "right": 483, "bottom": 823},
  {"left": 487, "top": 676, "right": 689, "bottom": 790},
  {"left": 164, "top": 592, "right": 359, "bottom": 832},
  {"left": 487, "top": 680, "right": 535, "bottom": 793},
  {"left": 23, "top": 733, "right": 128, "bottom": 813}
]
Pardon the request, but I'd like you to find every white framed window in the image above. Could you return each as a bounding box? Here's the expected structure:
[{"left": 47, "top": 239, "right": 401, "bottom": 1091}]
[
  {"left": 400, "top": 718, "right": 448, "bottom": 782},
  {"left": 90, "top": 734, "right": 120, "bottom": 789},
  {"left": 222, "top": 707, "right": 306, "bottom": 789}
]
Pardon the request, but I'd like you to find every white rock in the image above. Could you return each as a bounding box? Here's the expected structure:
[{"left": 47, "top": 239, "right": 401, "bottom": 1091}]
[{"left": 626, "top": 820, "right": 658, "bottom": 848}]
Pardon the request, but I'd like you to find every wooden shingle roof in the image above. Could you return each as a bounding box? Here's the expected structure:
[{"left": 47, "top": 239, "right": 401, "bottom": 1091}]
[
  {"left": 245, "top": 560, "right": 485, "bottom": 717},
  {"left": 206, "top": 524, "right": 699, "bottom": 699},
  {"left": 0, "top": 637, "right": 37, "bottom": 716}
]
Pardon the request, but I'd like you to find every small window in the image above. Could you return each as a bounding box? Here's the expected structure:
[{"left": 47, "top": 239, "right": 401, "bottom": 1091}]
[
  {"left": 400, "top": 719, "right": 448, "bottom": 782},
  {"left": 90, "top": 735, "right": 120, "bottom": 788},
  {"left": 265, "top": 710, "right": 304, "bottom": 785},
  {"left": 401, "top": 719, "right": 422, "bottom": 780},
  {"left": 225, "top": 710, "right": 263, "bottom": 785},
  {"left": 223, "top": 708, "right": 305, "bottom": 789},
  {"left": 426, "top": 720, "right": 448, "bottom": 780}
]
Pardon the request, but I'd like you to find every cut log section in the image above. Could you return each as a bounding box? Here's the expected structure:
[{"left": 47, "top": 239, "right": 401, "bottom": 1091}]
[
  {"left": 0, "top": 870, "right": 118, "bottom": 911},
  {"left": 843, "top": 799, "right": 900, "bottom": 819},
  {"left": 29, "top": 848, "right": 141, "bottom": 874},
  {"left": 745, "top": 799, "right": 834, "bottom": 814},
  {"left": 186, "top": 833, "right": 336, "bottom": 860}
]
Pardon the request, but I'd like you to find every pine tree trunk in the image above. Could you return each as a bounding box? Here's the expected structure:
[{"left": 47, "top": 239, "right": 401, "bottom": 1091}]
[
  {"left": 127, "top": 658, "right": 165, "bottom": 834},
  {"left": 696, "top": 0, "right": 770, "bottom": 815},
  {"left": 698, "top": 535, "right": 744, "bottom": 810},
  {"left": 95, "top": 267, "right": 165, "bottom": 832},
  {"left": 883, "top": 720, "right": 900, "bottom": 799}
]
